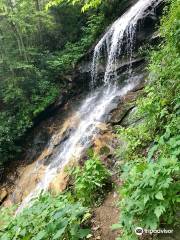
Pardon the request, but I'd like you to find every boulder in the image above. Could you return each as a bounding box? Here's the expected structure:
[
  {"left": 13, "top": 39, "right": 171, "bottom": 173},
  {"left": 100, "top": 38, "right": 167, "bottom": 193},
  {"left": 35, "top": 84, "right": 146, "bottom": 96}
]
[{"left": 110, "top": 87, "right": 144, "bottom": 125}]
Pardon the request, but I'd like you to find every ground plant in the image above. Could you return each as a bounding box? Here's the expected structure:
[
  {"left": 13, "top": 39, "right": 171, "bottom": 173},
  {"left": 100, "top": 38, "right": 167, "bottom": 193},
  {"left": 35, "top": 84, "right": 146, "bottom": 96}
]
[
  {"left": 0, "top": 193, "right": 90, "bottom": 240},
  {"left": 72, "top": 154, "right": 110, "bottom": 206}
]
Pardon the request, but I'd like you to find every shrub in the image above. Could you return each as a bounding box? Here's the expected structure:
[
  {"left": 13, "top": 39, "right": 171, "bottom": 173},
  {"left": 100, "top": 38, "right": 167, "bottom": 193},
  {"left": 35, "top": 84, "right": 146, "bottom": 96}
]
[
  {"left": 115, "top": 158, "right": 179, "bottom": 239},
  {"left": 72, "top": 155, "right": 110, "bottom": 206}
]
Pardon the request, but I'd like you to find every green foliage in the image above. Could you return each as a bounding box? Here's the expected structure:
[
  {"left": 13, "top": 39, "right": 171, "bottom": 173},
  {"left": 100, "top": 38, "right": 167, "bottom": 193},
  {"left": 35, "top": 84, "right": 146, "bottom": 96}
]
[
  {"left": 46, "top": 0, "right": 103, "bottom": 12},
  {"left": 0, "top": 193, "right": 90, "bottom": 240},
  {"left": 115, "top": 0, "right": 180, "bottom": 238},
  {"left": 0, "top": 205, "right": 17, "bottom": 232},
  {"left": 72, "top": 155, "right": 110, "bottom": 206},
  {"left": 0, "top": 0, "right": 60, "bottom": 164},
  {"left": 0, "top": 154, "right": 110, "bottom": 239},
  {"left": 116, "top": 158, "right": 179, "bottom": 239}
]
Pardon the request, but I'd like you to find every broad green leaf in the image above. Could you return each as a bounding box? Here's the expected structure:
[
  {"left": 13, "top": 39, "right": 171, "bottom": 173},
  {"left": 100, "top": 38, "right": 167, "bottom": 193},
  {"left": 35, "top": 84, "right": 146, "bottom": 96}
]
[
  {"left": 155, "top": 192, "right": 164, "bottom": 200},
  {"left": 154, "top": 206, "right": 165, "bottom": 219},
  {"left": 52, "top": 227, "right": 66, "bottom": 239},
  {"left": 33, "top": 231, "right": 46, "bottom": 240},
  {"left": 78, "top": 228, "right": 91, "bottom": 238}
]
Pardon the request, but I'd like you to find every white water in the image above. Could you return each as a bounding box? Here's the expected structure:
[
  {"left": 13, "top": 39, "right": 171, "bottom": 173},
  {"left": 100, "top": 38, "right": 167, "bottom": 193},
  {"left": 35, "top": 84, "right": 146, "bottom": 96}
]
[
  {"left": 91, "top": 0, "right": 163, "bottom": 87},
  {"left": 17, "top": 0, "right": 162, "bottom": 212}
]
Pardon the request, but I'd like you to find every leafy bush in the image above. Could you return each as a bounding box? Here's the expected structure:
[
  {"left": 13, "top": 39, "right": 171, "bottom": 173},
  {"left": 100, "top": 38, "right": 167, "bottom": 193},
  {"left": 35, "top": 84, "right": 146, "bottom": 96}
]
[
  {"left": 0, "top": 206, "right": 17, "bottom": 232},
  {"left": 114, "top": 0, "right": 180, "bottom": 238},
  {"left": 72, "top": 155, "right": 110, "bottom": 206},
  {"left": 115, "top": 157, "right": 179, "bottom": 239},
  {"left": 0, "top": 193, "right": 90, "bottom": 240}
]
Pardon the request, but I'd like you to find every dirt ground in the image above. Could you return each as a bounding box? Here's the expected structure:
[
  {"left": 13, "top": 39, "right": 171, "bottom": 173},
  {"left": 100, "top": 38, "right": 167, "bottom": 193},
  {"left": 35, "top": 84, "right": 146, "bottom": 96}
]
[{"left": 90, "top": 191, "right": 121, "bottom": 240}]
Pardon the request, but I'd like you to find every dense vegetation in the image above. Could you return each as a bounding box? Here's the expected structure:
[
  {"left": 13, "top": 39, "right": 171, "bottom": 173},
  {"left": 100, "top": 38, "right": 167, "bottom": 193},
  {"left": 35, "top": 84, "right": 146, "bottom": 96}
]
[
  {"left": 0, "top": 157, "right": 109, "bottom": 239},
  {"left": 72, "top": 155, "right": 110, "bottom": 206},
  {"left": 114, "top": 0, "right": 180, "bottom": 238},
  {"left": 0, "top": 193, "right": 90, "bottom": 239},
  {"left": 46, "top": 0, "right": 103, "bottom": 12}
]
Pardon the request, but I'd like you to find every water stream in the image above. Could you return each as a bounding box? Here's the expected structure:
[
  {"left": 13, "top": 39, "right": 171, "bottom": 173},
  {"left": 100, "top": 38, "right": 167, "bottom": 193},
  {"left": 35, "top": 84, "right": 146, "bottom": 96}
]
[{"left": 17, "top": 0, "right": 163, "bottom": 212}]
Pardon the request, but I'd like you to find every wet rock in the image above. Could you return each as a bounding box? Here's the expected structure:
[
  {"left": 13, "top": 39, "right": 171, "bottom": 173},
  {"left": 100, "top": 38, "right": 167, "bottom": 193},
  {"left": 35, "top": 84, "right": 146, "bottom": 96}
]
[
  {"left": 110, "top": 102, "right": 135, "bottom": 125},
  {"left": 54, "top": 127, "right": 75, "bottom": 147},
  {"left": 0, "top": 188, "right": 8, "bottom": 203},
  {"left": 5, "top": 163, "right": 46, "bottom": 205},
  {"left": 48, "top": 170, "right": 69, "bottom": 194},
  {"left": 3, "top": 199, "right": 13, "bottom": 207},
  {"left": 37, "top": 148, "right": 53, "bottom": 163},
  {"left": 24, "top": 130, "right": 51, "bottom": 165},
  {"left": 150, "top": 31, "right": 162, "bottom": 46},
  {"left": 110, "top": 87, "right": 144, "bottom": 125},
  {"left": 93, "top": 126, "right": 119, "bottom": 165},
  {"left": 120, "top": 106, "right": 144, "bottom": 127},
  {"left": 96, "top": 123, "right": 109, "bottom": 134}
]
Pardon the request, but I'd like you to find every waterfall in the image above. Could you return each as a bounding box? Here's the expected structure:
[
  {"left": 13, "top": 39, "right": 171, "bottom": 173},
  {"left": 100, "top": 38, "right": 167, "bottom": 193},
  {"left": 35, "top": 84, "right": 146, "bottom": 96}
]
[
  {"left": 91, "top": 0, "right": 162, "bottom": 87},
  {"left": 16, "top": 0, "right": 162, "bottom": 212}
]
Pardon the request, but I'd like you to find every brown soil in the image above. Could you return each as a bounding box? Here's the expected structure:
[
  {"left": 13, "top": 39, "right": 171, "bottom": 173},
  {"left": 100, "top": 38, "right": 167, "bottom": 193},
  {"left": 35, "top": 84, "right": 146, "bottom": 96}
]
[{"left": 90, "top": 191, "right": 121, "bottom": 240}]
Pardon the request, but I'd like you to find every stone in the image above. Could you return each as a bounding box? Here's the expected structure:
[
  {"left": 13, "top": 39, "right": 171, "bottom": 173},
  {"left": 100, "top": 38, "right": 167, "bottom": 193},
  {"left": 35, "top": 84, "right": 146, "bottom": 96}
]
[
  {"left": 120, "top": 107, "right": 143, "bottom": 127},
  {"left": 3, "top": 199, "right": 12, "bottom": 207},
  {"left": 48, "top": 170, "right": 69, "bottom": 194},
  {"left": 96, "top": 123, "right": 109, "bottom": 133},
  {"left": 48, "top": 159, "right": 78, "bottom": 194},
  {"left": 0, "top": 188, "right": 8, "bottom": 203},
  {"left": 93, "top": 132, "right": 115, "bottom": 156},
  {"left": 110, "top": 87, "right": 144, "bottom": 125}
]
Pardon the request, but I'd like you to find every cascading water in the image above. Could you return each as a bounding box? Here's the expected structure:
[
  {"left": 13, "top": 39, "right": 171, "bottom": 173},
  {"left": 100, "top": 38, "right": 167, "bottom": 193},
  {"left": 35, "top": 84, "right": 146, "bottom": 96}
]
[
  {"left": 91, "top": 0, "right": 162, "bottom": 86},
  {"left": 16, "top": 0, "right": 163, "bottom": 212}
]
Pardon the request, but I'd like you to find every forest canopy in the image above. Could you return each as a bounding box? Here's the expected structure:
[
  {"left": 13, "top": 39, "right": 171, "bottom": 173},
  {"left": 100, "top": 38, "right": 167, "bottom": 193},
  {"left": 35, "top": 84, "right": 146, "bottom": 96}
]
[{"left": 46, "top": 0, "right": 103, "bottom": 12}]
